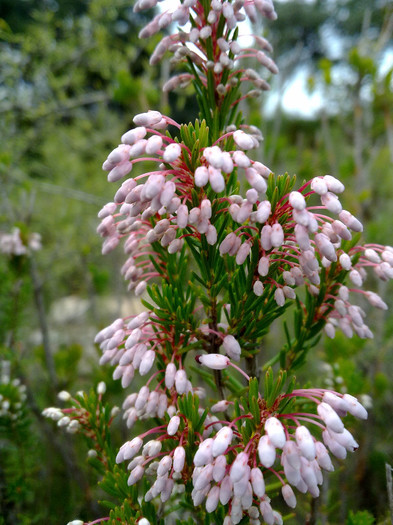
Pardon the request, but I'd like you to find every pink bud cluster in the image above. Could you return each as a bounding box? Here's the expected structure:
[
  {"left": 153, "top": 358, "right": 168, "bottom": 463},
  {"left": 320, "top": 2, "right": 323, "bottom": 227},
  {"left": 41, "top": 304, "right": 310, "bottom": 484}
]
[
  {"left": 116, "top": 407, "right": 194, "bottom": 502},
  {"left": 97, "top": 111, "right": 265, "bottom": 291},
  {"left": 134, "top": 0, "right": 277, "bottom": 100},
  {"left": 218, "top": 174, "right": 391, "bottom": 339},
  {"left": 189, "top": 388, "right": 367, "bottom": 524},
  {"left": 99, "top": 106, "right": 392, "bottom": 342},
  {"left": 95, "top": 311, "right": 202, "bottom": 404},
  {"left": 113, "top": 384, "right": 367, "bottom": 522}
]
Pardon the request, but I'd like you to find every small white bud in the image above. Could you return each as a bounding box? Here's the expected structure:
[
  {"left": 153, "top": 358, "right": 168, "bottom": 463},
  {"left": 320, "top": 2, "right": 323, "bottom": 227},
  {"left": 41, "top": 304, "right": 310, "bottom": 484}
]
[
  {"left": 317, "top": 402, "right": 344, "bottom": 433},
  {"left": 289, "top": 191, "right": 306, "bottom": 210},
  {"left": 212, "top": 426, "right": 233, "bottom": 457},
  {"left": 167, "top": 415, "right": 181, "bottom": 436},
  {"left": 97, "top": 382, "right": 106, "bottom": 395},
  {"left": 230, "top": 452, "right": 249, "bottom": 483},
  {"left": 58, "top": 391, "right": 71, "bottom": 402},
  {"left": 282, "top": 484, "right": 297, "bottom": 508},
  {"left": 264, "top": 417, "right": 286, "bottom": 448},
  {"left": 197, "top": 354, "right": 230, "bottom": 370},
  {"left": 165, "top": 363, "right": 176, "bottom": 389},
  {"left": 222, "top": 335, "right": 241, "bottom": 361},
  {"left": 250, "top": 467, "right": 265, "bottom": 497},
  {"left": 233, "top": 130, "right": 256, "bottom": 150},
  {"left": 173, "top": 446, "right": 186, "bottom": 472},
  {"left": 253, "top": 280, "right": 264, "bottom": 296},
  {"left": 258, "top": 435, "right": 276, "bottom": 467},
  {"left": 295, "top": 426, "right": 316, "bottom": 460},
  {"left": 175, "top": 369, "right": 188, "bottom": 394}
]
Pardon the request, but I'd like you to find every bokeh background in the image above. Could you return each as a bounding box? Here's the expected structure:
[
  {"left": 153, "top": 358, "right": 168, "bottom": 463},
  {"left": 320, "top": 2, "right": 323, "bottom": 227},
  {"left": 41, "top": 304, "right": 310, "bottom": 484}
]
[{"left": 0, "top": 1, "right": 392, "bottom": 523}]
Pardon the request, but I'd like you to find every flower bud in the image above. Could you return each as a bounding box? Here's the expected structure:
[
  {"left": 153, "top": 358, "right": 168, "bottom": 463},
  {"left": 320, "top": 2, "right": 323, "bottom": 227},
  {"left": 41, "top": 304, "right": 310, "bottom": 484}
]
[
  {"left": 165, "top": 362, "right": 176, "bottom": 389},
  {"left": 127, "top": 464, "right": 144, "bottom": 486},
  {"left": 163, "top": 142, "right": 181, "bottom": 162},
  {"left": 194, "top": 438, "right": 214, "bottom": 467},
  {"left": 195, "top": 166, "right": 209, "bottom": 187},
  {"left": 176, "top": 204, "right": 188, "bottom": 229},
  {"left": 258, "top": 435, "right": 276, "bottom": 467},
  {"left": 311, "top": 177, "right": 328, "bottom": 195},
  {"left": 315, "top": 441, "right": 334, "bottom": 471},
  {"left": 264, "top": 417, "right": 286, "bottom": 448},
  {"left": 196, "top": 353, "right": 230, "bottom": 370},
  {"left": 135, "top": 386, "right": 149, "bottom": 410},
  {"left": 253, "top": 280, "right": 264, "bottom": 296},
  {"left": 145, "top": 134, "right": 163, "bottom": 154},
  {"left": 230, "top": 452, "right": 249, "bottom": 483},
  {"left": 322, "top": 429, "right": 347, "bottom": 459},
  {"left": 206, "top": 224, "right": 218, "bottom": 245},
  {"left": 157, "top": 455, "right": 172, "bottom": 476},
  {"left": 213, "top": 454, "right": 227, "bottom": 482},
  {"left": 133, "top": 110, "right": 162, "bottom": 127},
  {"left": 324, "top": 175, "right": 345, "bottom": 194},
  {"left": 349, "top": 269, "right": 363, "bottom": 286},
  {"left": 321, "top": 192, "right": 342, "bottom": 214},
  {"left": 58, "top": 390, "right": 71, "bottom": 402},
  {"left": 139, "top": 350, "right": 155, "bottom": 375},
  {"left": 328, "top": 428, "right": 359, "bottom": 452},
  {"left": 222, "top": 335, "right": 241, "bottom": 361},
  {"left": 233, "top": 150, "right": 251, "bottom": 168},
  {"left": 206, "top": 485, "right": 220, "bottom": 513},
  {"left": 315, "top": 233, "right": 337, "bottom": 262},
  {"left": 317, "top": 402, "right": 344, "bottom": 433},
  {"left": 246, "top": 168, "right": 267, "bottom": 193},
  {"left": 236, "top": 241, "right": 252, "bottom": 264},
  {"left": 365, "top": 291, "right": 388, "bottom": 310},
  {"left": 194, "top": 463, "right": 214, "bottom": 491},
  {"left": 261, "top": 224, "right": 273, "bottom": 251},
  {"left": 220, "top": 232, "right": 237, "bottom": 255},
  {"left": 161, "top": 477, "right": 174, "bottom": 502},
  {"left": 96, "top": 382, "right": 106, "bottom": 395},
  {"left": 212, "top": 426, "right": 233, "bottom": 457},
  {"left": 173, "top": 446, "right": 185, "bottom": 472},
  {"left": 258, "top": 256, "right": 270, "bottom": 276},
  {"left": 250, "top": 467, "right": 265, "bottom": 497},
  {"left": 282, "top": 484, "right": 296, "bottom": 508},
  {"left": 260, "top": 499, "right": 275, "bottom": 525},
  {"left": 342, "top": 394, "right": 368, "bottom": 419},
  {"left": 209, "top": 168, "right": 226, "bottom": 193},
  {"left": 233, "top": 130, "right": 255, "bottom": 150},
  {"left": 289, "top": 191, "right": 306, "bottom": 210},
  {"left": 142, "top": 439, "right": 162, "bottom": 457},
  {"left": 167, "top": 415, "right": 181, "bottom": 436},
  {"left": 274, "top": 288, "right": 285, "bottom": 307},
  {"left": 175, "top": 369, "right": 188, "bottom": 394},
  {"left": 295, "top": 426, "right": 316, "bottom": 460},
  {"left": 339, "top": 210, "right": 363, "bottom": 232}
]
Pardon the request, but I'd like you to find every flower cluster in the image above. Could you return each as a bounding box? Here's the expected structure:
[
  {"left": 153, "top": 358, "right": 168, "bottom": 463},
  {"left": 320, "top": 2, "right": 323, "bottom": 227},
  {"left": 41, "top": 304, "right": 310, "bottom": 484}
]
[
  {"left": 137, "top": 0, "right": 277, "bottom": 100},
  {"left": 114, "top": 380, "right": 368, "bottom": 524},
  {"left": 98, "top": 113, "right": 391, "bottom": 346},
  {"left": 44, "top": 1, "right": 391, "bottom": 523},
  {"left": 0, "top": 361, "right": 27, "bottom": 421},
  {"left": 43, "top": 382, "right": 119, "bottom": 438},
  {"left": 0, "top": 227, "right": 42, "bottom": 256}
]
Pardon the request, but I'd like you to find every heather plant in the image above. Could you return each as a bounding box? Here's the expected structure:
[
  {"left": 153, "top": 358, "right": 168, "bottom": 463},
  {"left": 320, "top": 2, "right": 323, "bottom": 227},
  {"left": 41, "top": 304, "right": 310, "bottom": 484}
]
[{"left": 45, "top": 1, "right": 392, "bottom": 524}]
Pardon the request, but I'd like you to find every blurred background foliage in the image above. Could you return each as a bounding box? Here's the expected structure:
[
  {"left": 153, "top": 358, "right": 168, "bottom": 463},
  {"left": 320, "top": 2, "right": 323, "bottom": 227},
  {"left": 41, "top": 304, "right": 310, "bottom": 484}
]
[{"left": 0, "top": 0, "right": 392, "bottom": 523}]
